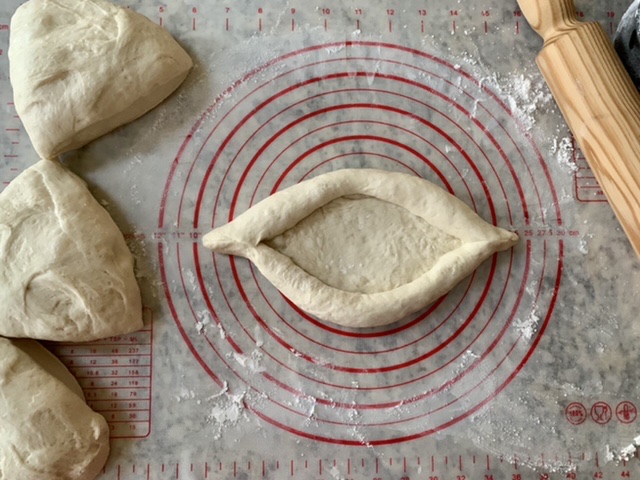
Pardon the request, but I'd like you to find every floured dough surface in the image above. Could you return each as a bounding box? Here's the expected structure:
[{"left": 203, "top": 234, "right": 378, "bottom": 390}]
[
  {"left": 267, "top": 195, "right": 462, "bottom": 293},
  {"left": 0, "top": 337, "right": 110, "bottom": 480},
  {"left": 12, "top": 339, "right": 85, "bottom": 400},
  {"left": 204, "top": 169, "right": 518, "bottom": 328},
  {"left": 0, "top": 159, "right": 143, "bottom": 341},
  {"left": 9, "top": 0, "right": 193, "bottom": 159}
]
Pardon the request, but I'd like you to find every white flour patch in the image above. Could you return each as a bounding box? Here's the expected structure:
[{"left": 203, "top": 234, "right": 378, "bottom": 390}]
[
  {"left": 453, "top": 349, "right": 480, "bottom": 377},
  {"left": 182, "top": 268, "right": 197, "bottom": 290},
  {"left": 329, "top": 465, "right": 345, "bottom": 480},
  {"left": 218, "top": 322, "right": 227, "bottom": 339},
  {"left": 176, "top": 387, "right": 196, "bottom": 403},
  {"left": 578, "top": 237, "right": 589, "bottom": 255},
  {"left": 610, "top": 435, "right": 640, "bottom": 462},
  {"left": 295, "top": 394, "right": 317, "bottom": 419},
  {"left": 230, "top": 349, "right": 266, "bottom": 373},
  {"left": 253, "top": 325, "right": 264, "bottom": 347},
  {"left": 195, "top": 310, "right": 212, "bottom": 334},
  {"left": 464, "top": 65, "right": 553, "bottom": 133},
  {"left": 206, "top": 388, "right": 247, "bottom": 440},
  {"left": 551, "top": 136, "right": 578, "bottom": 172},
  {"left": 503, "top": 73, "right": 553, "bottom": 131},
  {"left": 514, "top": 309, "right": 540, "bottom": 341}
]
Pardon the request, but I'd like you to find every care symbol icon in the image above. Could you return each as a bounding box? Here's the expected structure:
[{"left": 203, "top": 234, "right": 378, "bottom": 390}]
[
  {"left": 616, "top": 401, "right": 638, "bottom": 424},
  {"left": 590, "top": 402, "right": 612, "bottom": 424}
]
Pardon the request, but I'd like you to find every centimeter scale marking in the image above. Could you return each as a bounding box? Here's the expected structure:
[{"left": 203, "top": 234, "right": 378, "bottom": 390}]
[
  {"left": 104, "top": 452, "right": 640, "bottom": 479},
  {"left": 152, "top": 4, "right": 621, "bottom": 37}
]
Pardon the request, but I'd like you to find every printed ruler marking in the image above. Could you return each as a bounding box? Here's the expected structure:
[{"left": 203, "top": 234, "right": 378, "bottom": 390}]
[
  {"left": 573, "top": 135, "right": 607, "bottom": 203},
  {"left": 100, "top": 453, "right": 640, "bottom": 479},
  {"left": 47, "top": 308, "right": 154, "bottom": 438}
]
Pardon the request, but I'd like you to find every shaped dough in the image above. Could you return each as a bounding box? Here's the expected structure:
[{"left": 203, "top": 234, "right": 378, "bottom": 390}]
[
  {"left": 0, "top": 337, "right": 110, "bottom": 480},
  {"left": 203, "top": 169, "right": 518, "bottom": 328},
  {"left": 9, "top": 0, "right": 193, "bottom": 160},
  {"left": 0, "top": 159, "right": 143, "bottom": 341}
]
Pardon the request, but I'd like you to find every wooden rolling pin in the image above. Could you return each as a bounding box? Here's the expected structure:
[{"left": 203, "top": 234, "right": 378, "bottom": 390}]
[{"left": 517, "top": 0, "right": 640, "bottom": 257}]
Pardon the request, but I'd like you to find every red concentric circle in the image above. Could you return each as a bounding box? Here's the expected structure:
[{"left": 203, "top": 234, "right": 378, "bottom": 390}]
[{"left": 158, "top": 42, "right": 563, "bottom": 445}]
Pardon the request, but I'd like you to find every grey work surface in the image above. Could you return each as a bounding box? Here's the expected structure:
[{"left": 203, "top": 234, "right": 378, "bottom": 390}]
[{"left": 1, "top": 0, "right": 640, "bottom": 478}]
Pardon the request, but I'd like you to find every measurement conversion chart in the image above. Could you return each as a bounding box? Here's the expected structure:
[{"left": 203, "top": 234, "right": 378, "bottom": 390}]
[{"left": 3, "top": 1, "right": 640, "bottom": 479}]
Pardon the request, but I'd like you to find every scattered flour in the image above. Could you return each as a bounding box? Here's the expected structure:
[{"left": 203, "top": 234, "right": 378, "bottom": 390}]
[
  {"left": 514, "top": 309, "right": 540, "bottom": 341},
  {"left": 452, "top": 349, "right": 480, "bottom": 377},
  {"left": 552, "top": 136, "right": 579, "bottom": 172},
  {"left": 503, "top": 73, "right": 554, "bottom": 131},
  {"left": 578, "top": 238, "right": 589, "bottom": 255},
  {"left": 609, "top": 435, "right": 640, "bottom": 463},
  {"left": 182, "top": 268, "right": 197, "bottom": 290},
  {"left": 176, "top": 387, "right": 196, "bottom": 403},
  {"left": 218, "top": 322, "right": 227, "bottom": 339},
  {"left": 231, "top": 349, "right": 266, "bottom": 373},
  {"left": 295, "top": 394, "right": 317, "bottom": 418},
  {"left": 195, "top": 310, "right": 212, "bottom": 334},
  {"left": 206, "top": 388, "right": 247, "bottom": 440},
  {"left": 253, "top": 325, "right": 264, "bottom": 347},
  {"left": 329, "top": 465, "right": 346, "bottom": 480}
]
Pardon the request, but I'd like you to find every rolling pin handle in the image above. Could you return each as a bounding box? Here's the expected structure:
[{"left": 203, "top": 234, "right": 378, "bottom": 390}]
[
  {"left": 518, "top": 0, "right": 640, "bottom": 258},
  {"left": 516, "top": 0, "right": 581, "bottom": 44}
]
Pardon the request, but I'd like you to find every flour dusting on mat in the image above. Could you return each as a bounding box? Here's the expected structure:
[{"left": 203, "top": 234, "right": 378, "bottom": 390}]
[
  {"left": 176, "top": 387, "right": 196, "bottom": 403},
  {"left": 551, "top": 136, "right": 578, "bottom": 172},
  {"left": 195, "top": 310, "right": 212, "bottom": 334},
  {"left": 206, "top": 388, "right": 247, "bottom": 440},
  {"left": 231, "top": 349, "right": 266, "bottom": 373},
  {"left": 608, "top": 435, "right": 640, "bottom": 463},
  {"left": 514, "top": 309, "right": 540, "bottom": 341},
  {"left": 492, "top": 71, "right": 554, "bottom": 132}
]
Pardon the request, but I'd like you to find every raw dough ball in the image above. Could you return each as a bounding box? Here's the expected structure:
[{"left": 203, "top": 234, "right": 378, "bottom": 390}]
[
  {"left": 9, "top": 0, "right": 193, "bottom": 160},
  {"left": 0, "top": 159, "right": 143, "bottom": 341},
  {"left": 12, "top": 339, "right": 85, "bottom": 400},
  {"left": 204, "top": 169, "right": 519, "bottom": 328},
  {"left": 0, "top": 337, "right": 110, "bottom": 480}
]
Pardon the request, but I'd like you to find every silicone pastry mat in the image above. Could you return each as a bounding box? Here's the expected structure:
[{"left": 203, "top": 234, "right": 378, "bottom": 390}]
[{"left": 2, "top": 0, "right": 640, "bottom": 478}]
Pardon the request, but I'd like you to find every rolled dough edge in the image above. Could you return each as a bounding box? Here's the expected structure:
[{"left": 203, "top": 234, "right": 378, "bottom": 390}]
[
  {"left": 203, "top": 169, "right": 519, "bottom": 328},
  {"left": 247, "top": 237, "right": 515, "bottom": 328}
]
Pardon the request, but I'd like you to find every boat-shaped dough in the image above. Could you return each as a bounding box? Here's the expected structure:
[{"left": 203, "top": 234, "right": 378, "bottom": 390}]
[
  {"left": 9, "top": 0, "right": 193, "bottom": 160},
  {"left": 203, "top": 169, "right": 518, "bottom": 328},
  {"left": 0, "top": 159, "right": 143, "bottom": 341},
  {"left": 0, "top": 337, "right": 110, "bottom": 480}
]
